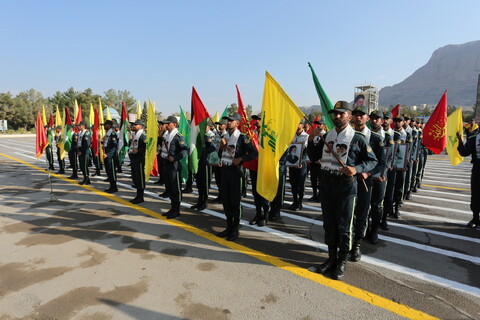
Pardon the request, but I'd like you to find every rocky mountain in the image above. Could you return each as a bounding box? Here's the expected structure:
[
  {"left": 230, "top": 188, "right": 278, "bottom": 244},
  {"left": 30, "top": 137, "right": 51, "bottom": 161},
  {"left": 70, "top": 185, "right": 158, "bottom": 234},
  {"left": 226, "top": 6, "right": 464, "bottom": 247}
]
[{"left": 379, "top": 40, "right": 480, "bottom": 107}]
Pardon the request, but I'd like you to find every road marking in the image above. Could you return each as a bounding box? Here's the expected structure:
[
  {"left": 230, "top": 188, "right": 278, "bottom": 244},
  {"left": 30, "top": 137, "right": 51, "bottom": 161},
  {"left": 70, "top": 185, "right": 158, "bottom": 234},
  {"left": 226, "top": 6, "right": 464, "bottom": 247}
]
[
  {"left": 416, "top": 188, "right": 470, "bottom": 198},
  {"left": 422, "top": 184, "right": 470, "bottom": 191},
  {"left": 0, "top": 152, "right": 441, "bottom": 320},
  {"left": 411, "top": 194, "right": 470, "bottom": 205}
]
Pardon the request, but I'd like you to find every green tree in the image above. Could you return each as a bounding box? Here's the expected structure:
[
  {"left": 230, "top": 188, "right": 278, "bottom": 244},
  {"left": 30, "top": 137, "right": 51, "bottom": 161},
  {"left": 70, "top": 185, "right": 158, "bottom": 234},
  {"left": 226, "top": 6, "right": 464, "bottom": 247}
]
[{"left": 11, "top": 89, "right": 46, "bottom": 130}]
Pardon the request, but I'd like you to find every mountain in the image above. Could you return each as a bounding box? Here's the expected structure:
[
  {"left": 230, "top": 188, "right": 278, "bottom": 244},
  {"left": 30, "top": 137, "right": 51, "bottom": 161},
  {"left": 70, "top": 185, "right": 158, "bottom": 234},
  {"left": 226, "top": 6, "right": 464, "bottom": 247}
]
[{"left": 379, "top": 40, "right": 480, "bottom": 107}]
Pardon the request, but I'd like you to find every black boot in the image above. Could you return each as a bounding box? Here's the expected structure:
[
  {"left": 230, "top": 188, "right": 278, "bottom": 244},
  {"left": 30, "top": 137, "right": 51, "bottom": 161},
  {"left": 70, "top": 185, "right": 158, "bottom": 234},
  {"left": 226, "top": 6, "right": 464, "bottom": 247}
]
[
  {"left": 406, "top": 192, "right": 412, "bottom": 200},
  {"left": 227, "top": 218, "right": 240, "bottom": 241},
  {"left": 317, "top": 246, "right": 337, "bottom": 274},
  {"left": 106, "top": 181, "right": 118, "bottom": 193},
  {"left": 257, "top": 205, "right": 268, "bottom": 227},
  {"left": 79, "top": 178, "right": 91, "bottom": 185},
  {"left": 309, "top": 192, "right": 318, "bottom": 202},
  {"left": 268, "top": 209, "right": 281, "bottom": 221},
  {"left": 217, "top": 218, "right": 233, "bottom": 237},
  {"left": 350, "top": 240, "right": 362, "bottom": 262},
  {"left": 393, "top": 203, "right": 400, "bottom": 219},
  {"left": 69, "top": 173, "right": 78, "bottom": 179},
  {"left": 467, "top": 212, "right": 480, "bottom": 228},
  {"left": 249, "top": 212, "right": 261, "bottom": 225},
  {"left": 380, "top": 210, "right": 390, "bottom": 230},
  {"left": 130, "top": 189, "right": 144, "bottom": 204},
  {"left": 296, "top": 198, "right": 303, "bottom": 211},
  {"left": 289, "top": 194, "right": 298, "bottom": 210},
  {"left": 167, "top": 203, "right": 181, "bottom": 219},
  {"left": 333, "top": 252, "right": 348, "bottom": 280},
  {"left": 369, "top": 222, "right": 379, "bottom": 244}
]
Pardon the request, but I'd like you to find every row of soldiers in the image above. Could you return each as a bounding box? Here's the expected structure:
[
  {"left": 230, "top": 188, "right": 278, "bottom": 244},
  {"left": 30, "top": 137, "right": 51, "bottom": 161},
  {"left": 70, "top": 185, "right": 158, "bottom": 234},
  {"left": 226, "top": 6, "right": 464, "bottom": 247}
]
[{"left": 44, "top": 102, "right": 429, "bottom": 280}]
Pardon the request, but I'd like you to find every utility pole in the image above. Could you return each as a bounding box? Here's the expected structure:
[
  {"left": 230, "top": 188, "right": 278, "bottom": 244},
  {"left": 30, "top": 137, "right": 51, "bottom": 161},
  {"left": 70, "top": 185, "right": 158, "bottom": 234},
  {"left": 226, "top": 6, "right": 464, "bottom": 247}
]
[{"left": 475, "top": 74, "right": 480, "bottom": 121}]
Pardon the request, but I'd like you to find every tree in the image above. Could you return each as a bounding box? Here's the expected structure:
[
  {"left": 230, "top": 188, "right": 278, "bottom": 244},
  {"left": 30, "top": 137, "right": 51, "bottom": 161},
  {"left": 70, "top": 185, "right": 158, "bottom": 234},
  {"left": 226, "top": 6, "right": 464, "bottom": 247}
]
[
  {"left": 447, "top": 105, "right": 457, "bottom": 116},
  {"left": 103, "top": 89, "right": 136, "bottom": 114},
  {"left": 11, "top": 89, "right": 46, "bottom": 130}
]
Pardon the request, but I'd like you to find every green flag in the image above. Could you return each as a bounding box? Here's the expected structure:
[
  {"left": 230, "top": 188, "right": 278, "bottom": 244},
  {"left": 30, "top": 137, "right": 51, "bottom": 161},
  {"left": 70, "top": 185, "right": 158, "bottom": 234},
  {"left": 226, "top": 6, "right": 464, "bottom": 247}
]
[
  {"left": 221, "top": 105, "right": 229, "bottom": 119},
  {"left": 179, "top": 106, "right": 190, "bottom": 183},
  {"left": 308, "top": 62, "right": 334, "bottom": 130}
]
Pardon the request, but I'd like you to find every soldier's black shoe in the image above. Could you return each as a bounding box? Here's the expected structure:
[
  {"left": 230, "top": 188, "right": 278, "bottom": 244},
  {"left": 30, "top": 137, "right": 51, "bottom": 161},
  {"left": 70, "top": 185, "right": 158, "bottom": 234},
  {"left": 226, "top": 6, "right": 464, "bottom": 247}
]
[
  {"left": 117, "top": 169, "right": 123, "bottom": 173},
  {"left": 79, "top": 179, "right": 91, "bottom": 185},
  {"left": 49, "top": 166, "right": 55, "bottom": 170},
  {"left": 105, "top": 187, "right": 118, "bottom": 193},
  {"left": 130, "top": 197, "right": 144, "bottom": 204},
  {"left": 249, "top": 214, "right": 260, "bottom": 225},
  {"left": 369, "top": 231, "right": 379, "bottom": 244},
  {"left": 226, "top": 230, "right": 239, "bottom": 241},
  {"left": 196, "top": 203, "right": 207, "bottom": 211},
  {"left": 333, "top": 254, "right": 348, "bottom": 280},
  {"left": 162, "top": 208, "right": 174, "bottom": 216},
  {"left": 256, "top": 217, "right": 266, "bottom": 227},
  {"left": 182, "top": 187, "right": 193, "bottom": 193},
  {"left": 217, "top": 228, "right": 231, "bottom": 238},
  {"left": 412, "top": 187, "right": 418, "bottom": 193},
  {"left": 350, "top": 242, "right": 361, "bottom": 262},
  {"left": 406, "top": 192, "right": 412, "bottom": 200},
  {"left": 167, "top": 211, "right": 180, "bottom": 219},
  {"left": 56, "top": 170, "right": 65, "bottom": 174},
  {"left": 296, "top": 202, "right": 303, "bottom": 211},
  {"left": 68, "top": 174, "right": 78, "bottom": 179},
  {"left": 467, "top": 219, "right": 480, "bottom": 229},
  {"left": 288, "top": 202, "right": 298, "bottom": 211},
  {"left": 103, "top": 178, "right": 110, "bottom": 182},
  {"left": 160, "top": 192, "right": 170, "bottom": 198},
  {"left": 393, "top": 204, "right": 400, "bottom": 219},
  {"left": 212, "top": 196, "right": 222, "bottom": 203},
  {"left": 268, "top": 211, "right": 280, "bottom": 221},
  {"left": 380, "top": 220, "right": 390, "bottom": 231},
  {"left": 309, "top": 195, "right": 318, "bottom": 202},
  {"left": 191, "top": 203, "right": 199, "bottom": 210}
]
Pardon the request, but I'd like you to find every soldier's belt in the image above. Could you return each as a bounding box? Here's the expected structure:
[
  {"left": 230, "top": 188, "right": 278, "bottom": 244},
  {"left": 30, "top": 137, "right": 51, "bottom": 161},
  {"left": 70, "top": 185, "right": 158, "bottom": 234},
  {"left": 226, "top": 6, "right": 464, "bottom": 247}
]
[{"left": 320, "top": 170, "right": 354, "bottom": 184}]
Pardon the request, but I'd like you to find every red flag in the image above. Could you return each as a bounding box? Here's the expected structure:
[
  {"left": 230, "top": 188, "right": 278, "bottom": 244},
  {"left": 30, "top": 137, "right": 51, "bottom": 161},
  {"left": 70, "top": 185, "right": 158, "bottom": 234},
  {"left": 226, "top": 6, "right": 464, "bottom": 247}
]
[
  {"left": 36, "top": 110, "right": 48, "bottom": 158},
  {"left": 423, "top": 91, "right": 448, "bottom": 154},
  {"left": 48, "top": 113, "right": 54, "bottom": 128},
  {"left": 74, "top": 105, "right": 83, "bottom": 133},
  {"left": 92, "top": 108, "right": 100, "bottom": 156},
  {"left": 192, "top": 87, "right": 211, "bottom": 125},
  {"left": 236, "top": 85, "right": 259, "bottom": 171},
  {"left": 151, "top": 155, "right": 159, "bottom": 177},
  {"left": 307, "top": 115, "right": 319, "bottom": 134},
  {"left": 390, "top": 104, "right": 400, "bottom": 129},
  {"left": 65, "top": 106, "right": 73, "bottom": 126}
]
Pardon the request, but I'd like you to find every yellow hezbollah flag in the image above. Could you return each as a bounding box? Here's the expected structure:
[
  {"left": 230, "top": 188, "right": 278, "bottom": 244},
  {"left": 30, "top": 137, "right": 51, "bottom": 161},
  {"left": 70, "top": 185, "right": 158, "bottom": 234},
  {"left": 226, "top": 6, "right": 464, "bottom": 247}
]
[
  {"left": 55, "top": 105, "right": 61, "bottom": 127},
  {"left": 58, "top": 107, "right": 66, "bottom": 160},
  {"left": 137, "top": 100, "right": 142, "bottom": 120},
  {"left": 89, "top": 103, "right": 95, "bottom": 127},
  {"left": 257, "top": 71, "right": 305, "bottom": 201},
  {"left": 74, "top": 99, "right": 79, "bottom": 124},
  {"left": 144, "top": 100, "right": 158, "bottom": 182},
  {"left": 446, "top": 108, "right": 464, "bottom": 166},
  {"left": 41, "top": 105, "right": 48, "bottom": 126},
  {"left": 212, "top": 111, "right": 219, "bottom": 124}
]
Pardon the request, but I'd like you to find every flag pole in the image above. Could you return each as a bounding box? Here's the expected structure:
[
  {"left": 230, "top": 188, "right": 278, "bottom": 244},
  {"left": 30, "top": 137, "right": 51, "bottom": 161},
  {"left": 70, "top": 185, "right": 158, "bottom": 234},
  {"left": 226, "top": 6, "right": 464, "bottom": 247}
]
[{"left": 303, "top": 116, "right": 368, "bottom": 192}]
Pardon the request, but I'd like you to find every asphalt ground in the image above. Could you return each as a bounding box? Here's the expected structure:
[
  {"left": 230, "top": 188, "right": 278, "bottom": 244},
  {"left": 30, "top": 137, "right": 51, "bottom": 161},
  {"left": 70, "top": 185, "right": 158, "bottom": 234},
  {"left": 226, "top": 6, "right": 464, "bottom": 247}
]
[{"left": 0, "top": 134, "right": 479, "bottom": 320}]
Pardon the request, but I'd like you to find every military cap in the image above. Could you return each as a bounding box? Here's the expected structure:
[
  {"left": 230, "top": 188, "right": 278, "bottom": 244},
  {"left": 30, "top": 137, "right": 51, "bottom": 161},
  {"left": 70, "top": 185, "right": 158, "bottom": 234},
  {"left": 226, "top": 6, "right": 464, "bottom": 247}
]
[
  {"left": 55, "top": 125, "right": 62, "bottom": 130},
  {"left": 215, "top": 119, "right": 228, "bottom": 125},
  {"left": 352, "top": 105, "right": 369, "bottom": 115},
  {"left": 328, "top": 101, "right": 351, "bottom": 113},
  {"left": 402, "top": 113, "right": 410, "bottom": 120},
  {"left": 383, "top": 111, "right": 392, "bottom": 119},
  {"left": 300, "top": 118, "right": 307, "bottom": 125},
  {"left": 76, "top": 120, "right": 87, "bottom": 127},
  {"left": 101, "top": 120, "right": 113, "bottom": 126},
  {"left": 222, "top": 113, "right": 241, "bottom": 121},
  {"left": 162, "top": 115, "right": 178, "bottom": 124},
  {"left": 112, "top": 123, "right": 120, "bottom": 129},
  {"left": 313, "top": 120, "right": 325, "bottom": 125},
  {"left": 393, "top": 115, "right": 405, "bottom": 121},
  {"left": 369, "top": 110, "right": 383, "bottom": 118},
  {"left": 133, "top": 119, "right": 145, "bottom": 126},
  {"left": 251, "top": 115, "right": 261, "bottom": 121}
]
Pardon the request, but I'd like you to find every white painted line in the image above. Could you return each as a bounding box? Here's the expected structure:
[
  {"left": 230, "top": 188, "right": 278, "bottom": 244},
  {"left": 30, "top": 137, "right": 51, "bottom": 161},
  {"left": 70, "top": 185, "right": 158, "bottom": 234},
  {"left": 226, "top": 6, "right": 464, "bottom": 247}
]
[
  {"left": 402, "top": 201, "right": 469, "bottom": 215},
  {"left": 421, "top": 179, "right": 470, "bottom": 186},
  {"left": 411, "top": 194, "right": 470, "bottom": 205},
  {"left": 417, "top": 189, "right": 470, "bottom": 198}
]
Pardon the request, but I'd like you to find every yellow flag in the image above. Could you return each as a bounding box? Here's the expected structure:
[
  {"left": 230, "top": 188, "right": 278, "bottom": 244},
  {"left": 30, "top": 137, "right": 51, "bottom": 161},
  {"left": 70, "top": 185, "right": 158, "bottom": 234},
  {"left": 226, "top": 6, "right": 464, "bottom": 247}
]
[
  {"left": 98, "top": 99, "right": 106, "bottom": 162},
  {"left": 41, "top": 105, "right": 48, "bottom": 126},
  {"left": 89, "top": 103, "right": 95, "bottom": 127},
  {"left": 446, "top": 108, "right": 464, "bottom": 166},
  {"left": 59, "top": 107, "right": 66, "bottom": 160},
  {"left": 144, "top": 101, "right": 158, "bottom": 182},
  {"left": 106, "top": 106, "right": 112, "bottom": 120},
  {"left": 74, "top": 100, "right": 79, "bottom": 123},
  {"left": 257, "top": 71, "right": 305, "bottom": 201},
  {"left": 137, "top": 100, "right": 142, "bottom": 120},
  {"left": 55, "top": 105, "right": 61, "bottom": 127},
  {"left": 212, "top": 111, "right": 219, "bottom": 123}
]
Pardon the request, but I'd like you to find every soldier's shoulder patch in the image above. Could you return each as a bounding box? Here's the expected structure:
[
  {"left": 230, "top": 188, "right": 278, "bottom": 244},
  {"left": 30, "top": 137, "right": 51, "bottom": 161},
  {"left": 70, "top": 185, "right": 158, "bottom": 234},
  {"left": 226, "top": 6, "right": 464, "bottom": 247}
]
[
  {"left": 180, "top": 140, "right": 185, "bottom": 145},
  {"left": 244, "top": 137, "right": 250, "bottom": 144},
  {"left": 379, "top": 141, "right": 385, "bottom": 147},
  {"left": 367, "top": 146, "right": 373, "bottom": 153},
  {"left": 112, "top": 137, "right": 116, "bottom": 140},
  {"left": 389, "top": 140, "right": 394, "bottom": 144}
]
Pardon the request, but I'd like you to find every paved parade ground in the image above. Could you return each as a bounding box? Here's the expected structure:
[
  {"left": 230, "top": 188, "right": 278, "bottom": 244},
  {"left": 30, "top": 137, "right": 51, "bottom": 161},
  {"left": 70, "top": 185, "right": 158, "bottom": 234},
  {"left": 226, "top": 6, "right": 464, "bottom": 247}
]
[{"left": 0, "top": 134, "right": 479, "bottom": 320}]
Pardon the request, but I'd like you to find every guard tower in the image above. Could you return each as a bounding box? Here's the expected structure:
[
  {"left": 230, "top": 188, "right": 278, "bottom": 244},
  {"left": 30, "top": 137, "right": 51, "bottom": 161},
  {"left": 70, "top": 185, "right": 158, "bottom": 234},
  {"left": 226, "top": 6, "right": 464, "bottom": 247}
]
[{"left": 354, "top": 84, "right": 379, "bottom": 114}]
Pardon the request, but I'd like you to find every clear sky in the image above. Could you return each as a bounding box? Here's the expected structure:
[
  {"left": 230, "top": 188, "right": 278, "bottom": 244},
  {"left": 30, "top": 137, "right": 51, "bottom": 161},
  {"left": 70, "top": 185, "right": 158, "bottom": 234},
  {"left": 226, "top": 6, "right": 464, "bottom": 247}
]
[{"left": 1, "top": 0, "right": 479, "bottom": 115}]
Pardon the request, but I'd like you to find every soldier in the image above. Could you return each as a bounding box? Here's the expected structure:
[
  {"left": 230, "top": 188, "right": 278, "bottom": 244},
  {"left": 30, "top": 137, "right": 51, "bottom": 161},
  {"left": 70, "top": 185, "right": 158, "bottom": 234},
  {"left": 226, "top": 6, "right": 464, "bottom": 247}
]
[
  {"left": 128, "top": 119, "right": 147, "bottom": 204},
  {"left": 307, "top": 101, "right": 377, "bottom": 280},
  {"left": 457, "top": 130, "right": 480, "bottom": 228},
  {"left": 76, "top": 121, "right": 91, "bottom": 185},
  {"left": 268, "top": 151, "right": 287, "bottom": 221},
  {"left": 112, "top": 122, "right": 122, "bottom": 174},
  {"left": 406, "top": 120, "right": 421, "bottom": 197},
  {"left": 160, "top": 116, "right": 188, "bottom": 219},
  {"left": 464, "top": 118, "right": 479, "bottom": 138},
  {"left": 212, "top": 119, "right": 228, "bottom": 203},
  {"left": 413, "top": 121, "right": 427, "bottom": 191},
  {"left": 45, "top": 124, "right": 55, "bottom": 171},
  {"left": 217, "top": 113, "right": 258, "bottom": 241},
  {"left": 68, "top": 131, "right": 79, "bottom": 179},
  {"left": 309, "top": 120, "right": 326, "bottom": 202},
  {"left": 158, "top": 120, "right": 171, "bottom": 198},
  {"left": 381, "top": 111, "right": 395, "bottom": 230},
  {"left": 155, "top": 120, "right": 168, "bottom": 185},
  {"left": 191, "top": 122, "right": 216, "bottom": 211},
  {"left": 102, "top": 120, "right": 118, "bottom": 193},
  {"left": 350, "top": 107, "right": 386, "bottom": 260},
  {"left": 54, "top": 125, "right": 65, "bottom": 174},
  {"left": 288, "top": 119, "right": 309, "bottom": 211}
]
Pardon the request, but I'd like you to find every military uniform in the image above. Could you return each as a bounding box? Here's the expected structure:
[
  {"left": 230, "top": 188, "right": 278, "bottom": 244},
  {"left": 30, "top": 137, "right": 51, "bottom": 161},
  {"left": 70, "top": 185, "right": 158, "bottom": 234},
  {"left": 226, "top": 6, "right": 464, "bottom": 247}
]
[
  {"left": 288, "top": 128, "right": 309, "bottom": 210},
  {"left": 77, "top": 124, "right": 92, "bottom": 185},
  {"left": 457, "top": 131, "right": 480, "bottom": 228},
  {"left": 192, "top": 130, "right": 216, "bottom": 211},
  {"left": 212, "top": 125, "right": 227, "bottom": 202},
  {"left": 68, "top": 132, "right": 79, "bottom": 179},
  {"left": 351, "top": 111, "right": 386, "bottom": 259},
  {"left": 217, "top": 114, "right": 258, "bottom": 241},
  {"left": 128, "top": 121, "right": 147, "bottom": 203},
  {"left": 403, "top": 121, "right": 416, "bottom": 200},
  {"left": 307, "top": 101, "right": 377, "bottom": 280},
  {"left": 103, "top": 124, "right": 118, "bottom": 192},
  {"left": 381, "top": 113, "right": 396, "bottom": 230},
  {"left": 414, "top": 126, "right": 427, "bottom": 190},
  {"left": 309, "top": 130, "right": 325, "bottom": 202},
  {"left": 45, "top": 127, "right": 55, "bottom": 170}
]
